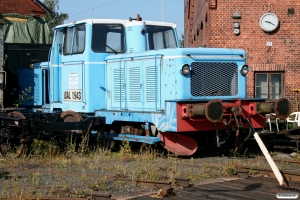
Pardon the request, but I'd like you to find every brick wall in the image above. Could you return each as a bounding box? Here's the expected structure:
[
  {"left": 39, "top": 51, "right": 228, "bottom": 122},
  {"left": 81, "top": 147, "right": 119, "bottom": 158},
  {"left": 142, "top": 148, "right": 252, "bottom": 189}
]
[
  {"left": 0, "top": 0, "right": 46, "bottom": 17},
  {"left": 185, "top": 0, "right": 300, "bottom": 111}
]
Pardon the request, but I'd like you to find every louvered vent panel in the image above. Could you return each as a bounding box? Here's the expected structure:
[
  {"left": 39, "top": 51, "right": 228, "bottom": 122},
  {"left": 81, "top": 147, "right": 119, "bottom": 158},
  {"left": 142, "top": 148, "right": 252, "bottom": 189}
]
[
  {"left": 128, "top": 67, "right": 141, "bottom": 102},
  {"left": 145, "top": 66, "right": 159, "bottom": 102},
  {"left": 113, "top": 67, "right": 125, "bottom": 102}
]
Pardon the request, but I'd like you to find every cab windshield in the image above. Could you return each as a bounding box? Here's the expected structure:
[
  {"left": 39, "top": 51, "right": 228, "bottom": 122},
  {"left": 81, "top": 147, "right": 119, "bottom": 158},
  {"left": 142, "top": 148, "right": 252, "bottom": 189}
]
[
  {"left": 92, "top": 24, "right": 126, "bottom": 53},
  {"left": 146, "top": 25, "right": 177, "bottom": 50},
  {"left": 91, "top": 23, "right": 177, "bottom": 53}
]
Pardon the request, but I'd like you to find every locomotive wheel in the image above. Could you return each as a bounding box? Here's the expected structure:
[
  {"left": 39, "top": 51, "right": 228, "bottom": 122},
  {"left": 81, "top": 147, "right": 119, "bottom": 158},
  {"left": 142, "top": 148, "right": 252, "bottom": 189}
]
[
  {"left": 7, "top": 111, "right": 28, "bottom": 158},
  {"left": 60, "top": 110, "right": 84, "bottom": 133},
  {"left": 8, "top": 111, "right": 26, "bottom": 120}
]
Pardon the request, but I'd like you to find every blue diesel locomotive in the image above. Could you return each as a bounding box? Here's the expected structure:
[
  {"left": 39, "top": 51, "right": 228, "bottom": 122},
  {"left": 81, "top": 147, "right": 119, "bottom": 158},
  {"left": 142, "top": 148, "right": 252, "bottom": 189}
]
[{"left": 2, "top": 15, "right": 291, "bottom": 156}]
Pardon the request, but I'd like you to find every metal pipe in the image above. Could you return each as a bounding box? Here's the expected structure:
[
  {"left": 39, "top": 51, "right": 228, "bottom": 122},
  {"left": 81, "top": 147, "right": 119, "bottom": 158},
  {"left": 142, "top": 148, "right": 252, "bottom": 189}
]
[
  {"left": 186, "top": 99, "right": 224, "bottom": 123},
  {"left": 256, "top": 98, "right": 291, "bottom": 119},
  {"left": 256, "top": 102, "right": 275, "bottom": 114}
]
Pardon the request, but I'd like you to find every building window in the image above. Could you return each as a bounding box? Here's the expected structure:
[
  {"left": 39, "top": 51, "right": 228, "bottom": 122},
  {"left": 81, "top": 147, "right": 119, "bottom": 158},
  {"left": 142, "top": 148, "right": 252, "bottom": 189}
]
[{"left": 255, "top": 72, "right": 284, "bottom": 99}]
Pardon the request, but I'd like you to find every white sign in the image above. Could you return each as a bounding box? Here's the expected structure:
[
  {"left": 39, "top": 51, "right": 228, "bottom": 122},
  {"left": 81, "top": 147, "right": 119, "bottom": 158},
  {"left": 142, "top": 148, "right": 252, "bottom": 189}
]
[
  {"left": 276, "top": 192, "right": 298, "bottom": 199},
  {"left": 266, "top": 42, "right": 273, "bottom": 46},
  {"left": 64, "top": 89, "right": 82, "bottom": 101},
  {"left": 69, "top": 73, "right": 78, "bottom": 89}
]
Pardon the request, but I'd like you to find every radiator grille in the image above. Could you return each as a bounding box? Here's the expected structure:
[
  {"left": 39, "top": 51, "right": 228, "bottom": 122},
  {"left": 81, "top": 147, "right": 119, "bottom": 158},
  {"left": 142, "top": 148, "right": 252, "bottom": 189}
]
[{"left": 191, "top": 62, "right": 238, "bottom": 97}]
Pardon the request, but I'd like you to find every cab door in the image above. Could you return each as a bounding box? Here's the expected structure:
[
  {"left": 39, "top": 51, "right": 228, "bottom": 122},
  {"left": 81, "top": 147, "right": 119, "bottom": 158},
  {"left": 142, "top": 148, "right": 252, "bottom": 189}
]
[
  {"left": 50, "top": 29, "right": 64, "bottom": 103},
  {"left": 60, "top": 24, "right": 86, "bottom": 110}
]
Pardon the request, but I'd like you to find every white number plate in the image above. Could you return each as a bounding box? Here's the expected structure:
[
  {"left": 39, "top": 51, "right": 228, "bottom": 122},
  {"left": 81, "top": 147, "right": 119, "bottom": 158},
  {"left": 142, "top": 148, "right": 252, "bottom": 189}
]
[{"left": 64, "top": 90, "right": 82, "bottom": 101}]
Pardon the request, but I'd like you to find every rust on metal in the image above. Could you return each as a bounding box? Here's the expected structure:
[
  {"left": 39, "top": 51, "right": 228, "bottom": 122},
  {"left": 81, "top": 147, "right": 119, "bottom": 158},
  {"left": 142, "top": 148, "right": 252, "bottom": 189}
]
[
  {"left": 186, "top": 104, "right": 206, "bottom": 116},
  {"left": 90, "top": 192, "right": 112, "bottom": 200},
  {"left": 274, "top": 159, "right": 300, "bottom": 165},
  {"left": 243, "top": 167, "right": 300, "bottom": 183},
  {"left": 158, "top": 132, "right": 198, "bottom": 156},
  {"left": 231, "top": 106, "right": 243, "bottom": 116},
  {"left": 274, "top": 98, "right": 291, "bottom": 119},
  {"left": 163, "top": 176, "right": 190, "bottom": 187},
  {"left": 113, "top": 176, "right": 171, "bottom": 188},
  {"left": 158, "top": 187, "right": 174, "bottom": 197},
  {"left": 120, "top": 125, "right": 143, "bottom": 135},
  {"left": 256, "top": 98, "right": 291, "bottom": 119},
  {"left": 138, "top": 179, "right": 171, "bottom": 188},
  {"left": 39, "top": 194, "right": 111, "bottom": 200},
  {"left": 60, "top": 110, "right": 84, "bottom": 133},
  {"left": 174, "top": 177, "right": 191, "bottom": 187},
  {"left": 256, "top": 102, "right": 275, "bottom": 114},
  {"left": 40, "top": 198, "right": 90, "bottom": 200},
  {"left": 150, "top": 186, "right": 175, "bottom": 198},
  {"left": 185, "top": 99, "right": 224, "bottom": 123}
]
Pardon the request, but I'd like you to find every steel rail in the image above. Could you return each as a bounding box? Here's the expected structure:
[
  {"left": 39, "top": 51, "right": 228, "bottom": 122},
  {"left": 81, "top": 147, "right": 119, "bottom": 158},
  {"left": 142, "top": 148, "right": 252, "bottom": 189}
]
[{"left": 238, "top": 167, "right": 300, "bottom": 184}]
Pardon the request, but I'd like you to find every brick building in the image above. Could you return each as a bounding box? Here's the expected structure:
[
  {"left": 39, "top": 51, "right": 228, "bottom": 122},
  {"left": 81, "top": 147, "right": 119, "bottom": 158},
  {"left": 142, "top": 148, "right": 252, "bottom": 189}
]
[
  {"left": 184, "top": 0, "right": 300, "bottom": 111},
  {"left": 0, "top": 0, "right": 51, "bottom": 17}
]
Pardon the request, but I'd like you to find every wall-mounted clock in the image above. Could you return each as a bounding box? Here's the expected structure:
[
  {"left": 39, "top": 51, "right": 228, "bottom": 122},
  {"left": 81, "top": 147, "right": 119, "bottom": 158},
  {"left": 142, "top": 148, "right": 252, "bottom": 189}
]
[
  {"left": 259, "top": 13, "right": 279, "bottom": 32},
  {"left": 233, "top": 28, "right": 240, "bottom": 35}
]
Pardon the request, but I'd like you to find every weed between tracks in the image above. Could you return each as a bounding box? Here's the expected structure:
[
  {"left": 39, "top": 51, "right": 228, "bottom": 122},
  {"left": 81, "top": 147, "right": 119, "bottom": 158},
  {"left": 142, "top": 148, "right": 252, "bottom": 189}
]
[{"left": 0, "top": 137, "right": 299, "bottom": 199}]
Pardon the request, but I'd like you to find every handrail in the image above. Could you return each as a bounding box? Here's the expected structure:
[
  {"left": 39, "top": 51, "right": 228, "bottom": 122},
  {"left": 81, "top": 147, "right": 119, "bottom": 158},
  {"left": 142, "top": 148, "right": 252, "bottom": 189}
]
[
  {"left": 154, "top": 54, "right": 162, "bottom": 111},
  {"left": 106, "top": 54, "right": 164, "bottom": 61},
  {"left": 61, "top": 60, "right": 85, "bottom": 65}
]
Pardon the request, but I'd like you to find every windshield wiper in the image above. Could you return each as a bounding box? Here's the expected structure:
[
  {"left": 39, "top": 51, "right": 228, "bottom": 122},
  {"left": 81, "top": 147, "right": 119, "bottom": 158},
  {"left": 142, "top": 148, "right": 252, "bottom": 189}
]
[{"left": 99, "top": 40, "right": 118, "bottom": 54}]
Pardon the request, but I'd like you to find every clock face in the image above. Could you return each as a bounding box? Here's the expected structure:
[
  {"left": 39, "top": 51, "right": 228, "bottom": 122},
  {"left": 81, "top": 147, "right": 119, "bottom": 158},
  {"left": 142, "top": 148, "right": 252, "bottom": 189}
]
[{"left": 259, "top": 13, "right": 279, "bottom": 32}]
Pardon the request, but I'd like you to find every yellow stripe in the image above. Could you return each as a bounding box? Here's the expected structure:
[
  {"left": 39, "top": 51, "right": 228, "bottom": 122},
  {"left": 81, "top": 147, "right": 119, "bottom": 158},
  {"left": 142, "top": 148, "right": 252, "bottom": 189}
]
[{"left": 2, "top": 17, "right": 28, "bottom": 22}]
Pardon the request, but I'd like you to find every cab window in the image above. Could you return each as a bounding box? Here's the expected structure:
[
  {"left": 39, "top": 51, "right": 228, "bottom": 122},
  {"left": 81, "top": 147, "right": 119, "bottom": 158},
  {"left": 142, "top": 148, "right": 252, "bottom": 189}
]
[
  {"left": 146, "top": 25, "right": 177, "bottom": 50},
  {"left": 92, "top": 24, "right": 126, "bottom": 53},
  {"left": 63, "top": 24, "right": 86, "bottom": 55}
]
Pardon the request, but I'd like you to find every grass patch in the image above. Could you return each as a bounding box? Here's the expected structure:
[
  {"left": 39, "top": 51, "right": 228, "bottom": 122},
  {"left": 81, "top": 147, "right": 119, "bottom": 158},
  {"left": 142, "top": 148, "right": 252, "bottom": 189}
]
[{"left": 0, "top": 137, "right": 298, "bottom": 199}]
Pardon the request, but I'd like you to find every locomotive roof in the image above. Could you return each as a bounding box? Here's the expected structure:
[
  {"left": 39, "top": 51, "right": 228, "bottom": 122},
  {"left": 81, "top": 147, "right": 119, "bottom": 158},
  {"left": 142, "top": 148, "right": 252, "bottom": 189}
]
[{"left": 55, "top": 19, "right": 177, "bottom": 29}]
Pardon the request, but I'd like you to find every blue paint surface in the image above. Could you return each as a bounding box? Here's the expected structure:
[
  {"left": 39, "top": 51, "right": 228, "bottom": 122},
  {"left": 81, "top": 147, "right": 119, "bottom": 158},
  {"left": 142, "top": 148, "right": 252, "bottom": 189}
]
[{"left": 19, "top": 19, "right": 250, "bottom": 134}]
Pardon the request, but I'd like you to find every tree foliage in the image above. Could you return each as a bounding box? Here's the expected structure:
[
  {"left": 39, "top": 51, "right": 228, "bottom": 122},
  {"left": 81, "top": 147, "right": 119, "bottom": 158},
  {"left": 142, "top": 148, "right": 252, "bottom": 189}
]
[
  {"left": 43, "top": 0, "right": 68, "bottom": 34},
  {"left": 179, "top": 33, "right": 184, "bottom": 47}
]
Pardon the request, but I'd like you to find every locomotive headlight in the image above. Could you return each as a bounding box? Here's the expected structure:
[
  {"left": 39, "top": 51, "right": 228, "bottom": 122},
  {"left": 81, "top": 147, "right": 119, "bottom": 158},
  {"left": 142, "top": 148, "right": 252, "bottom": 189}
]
[
  {"left": 181, "top": 65, "right": 190, "bottom": 75},
  {"left": 240, "top": 65, "right": 249, "bottom": 75}
]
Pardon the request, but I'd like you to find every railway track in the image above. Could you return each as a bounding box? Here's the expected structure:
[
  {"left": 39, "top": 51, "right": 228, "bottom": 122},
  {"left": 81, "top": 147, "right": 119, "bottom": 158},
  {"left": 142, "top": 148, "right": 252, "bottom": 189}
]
[
  {"left": 238, "top": 167, "right": 300, "bottom": 184},
  {"left": 1, "top": 127, "right": 300, "bottom": 199},
  {"left": 34, "top": 168, "right": 300, "bottom": 200},
  {"left": 2, "top": 156, "right": 300, "bottom": 199}
]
